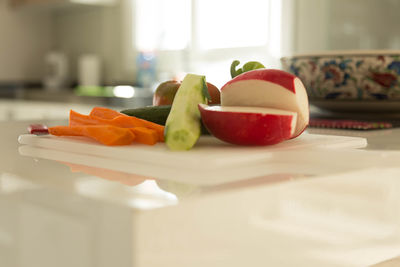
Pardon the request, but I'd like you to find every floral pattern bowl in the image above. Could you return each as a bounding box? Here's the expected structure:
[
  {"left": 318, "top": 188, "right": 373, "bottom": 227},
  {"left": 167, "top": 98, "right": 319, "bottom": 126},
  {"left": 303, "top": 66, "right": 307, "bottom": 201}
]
[{"left": 281, "top": 50, "right": 400, "bottom": 111}]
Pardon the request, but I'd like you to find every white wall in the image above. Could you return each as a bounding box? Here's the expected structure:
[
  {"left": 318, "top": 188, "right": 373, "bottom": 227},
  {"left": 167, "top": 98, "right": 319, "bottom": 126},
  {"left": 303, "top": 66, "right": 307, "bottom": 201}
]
[
  {"left": 0, "top": 1, "right": 129, "bottom": 85},
  {"left": 327, "top": 0, "right": 400, "bottom": 50},
  {"left": 0, "top": 1, "right": 52, "bottom": 82},
  {"left": 3, "top": 0, "right": 400, "bottom": 85},
  {"left": 53, "top": 2, "right": 132, "bottom": 85},
  {"left": 292, "top": 0, "right": 330, "bottom": 54},
  {"left": 292, "top": 0, "right": 400, "bottom": 54}
]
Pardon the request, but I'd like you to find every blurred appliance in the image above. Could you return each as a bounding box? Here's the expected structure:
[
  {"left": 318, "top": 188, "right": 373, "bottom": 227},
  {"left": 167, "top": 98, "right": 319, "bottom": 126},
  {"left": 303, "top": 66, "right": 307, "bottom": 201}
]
[
  {"left": 77, "top": 54, "right": 102, "bottom": 87},
  {"left": 43, "top": 52, "right": 69, "bottom": 91}
]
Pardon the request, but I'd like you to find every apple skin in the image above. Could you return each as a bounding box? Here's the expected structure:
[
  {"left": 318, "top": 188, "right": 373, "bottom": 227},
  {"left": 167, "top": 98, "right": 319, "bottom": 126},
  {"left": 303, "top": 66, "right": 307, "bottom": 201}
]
[
  {"left": 221, "top": 69, "right": 309, "bottom": 138},
  {"left": 153, "top": 80, "right": 181, "bottom": 106},
  {"left": 153, "top": 80, "right": 220, "bottom": 106},
  {"left": 223, "top": 69, "right": 298, "bottom": 93},
  {"left": 198, "top": 104, "right": 297, "bottom": 146},
  {"left": 205, "top": 82, "right": 221, "bottom": 104}
]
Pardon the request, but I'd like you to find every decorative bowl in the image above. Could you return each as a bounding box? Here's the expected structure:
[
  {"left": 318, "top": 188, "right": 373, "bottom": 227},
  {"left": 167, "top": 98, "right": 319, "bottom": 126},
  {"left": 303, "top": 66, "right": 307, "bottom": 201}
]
[{"left": 281, "top": 50, "right": 400, "bottom": 112}]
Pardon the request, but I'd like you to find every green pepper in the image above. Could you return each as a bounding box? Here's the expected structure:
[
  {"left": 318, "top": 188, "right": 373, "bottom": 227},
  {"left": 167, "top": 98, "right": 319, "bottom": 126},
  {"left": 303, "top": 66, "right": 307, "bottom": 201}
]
[{"left": 230, "top": 60, "right": 265, "bottom": 78}]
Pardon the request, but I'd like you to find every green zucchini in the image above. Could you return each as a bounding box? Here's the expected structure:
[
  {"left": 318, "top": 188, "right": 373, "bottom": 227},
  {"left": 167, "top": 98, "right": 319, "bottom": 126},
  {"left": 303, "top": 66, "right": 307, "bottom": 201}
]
[
  {"left": 164, "top": 74, "right": 209, "bottom": 150},
  {"left": 120, "top": 105, "right": 210, "bottom": 135},
  {"left": 121, "top": 105, "right": 171, "bottom": 126}
]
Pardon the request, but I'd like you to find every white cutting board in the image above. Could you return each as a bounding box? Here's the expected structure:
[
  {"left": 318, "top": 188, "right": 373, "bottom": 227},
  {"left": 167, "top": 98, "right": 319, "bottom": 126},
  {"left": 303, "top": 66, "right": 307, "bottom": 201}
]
[{"left": 18, "top": 133, "right": 367, "bottom": 185}]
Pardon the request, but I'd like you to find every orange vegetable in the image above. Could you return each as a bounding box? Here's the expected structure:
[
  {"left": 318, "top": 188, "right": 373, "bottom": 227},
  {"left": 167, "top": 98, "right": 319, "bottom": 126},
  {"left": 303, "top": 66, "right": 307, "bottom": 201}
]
[
  {"left": 89, "top": 107, "right": 165, "bottom": 138},
  {"left": 69, "top": 110, "right": 133, "bottom": 127},
  {"left": 49, "top": 125, "right": 135, "bottom": 146},
  {"left": 110, "top": 116, "right": 165, "bottom": 141},
  {"left": 49, "top": 125, "right": 84, "bottom": 136},
  {"left": 70, "top": 110, "right": 101, "bottom": 126},
  {"left": 56, "top": 107, "right": 165, "bottom": 146},
  {"left": 89, "top": 107, "right": 164, "bottom": 132},
  {"left": 70, "top": 109, "right": 165, "bottom": 142},
  {"left": 130, "top": 127, "right": 158, "bottom": 145},
  {"left": 89, "top": 107, "right": 125, "bottom": 120}
]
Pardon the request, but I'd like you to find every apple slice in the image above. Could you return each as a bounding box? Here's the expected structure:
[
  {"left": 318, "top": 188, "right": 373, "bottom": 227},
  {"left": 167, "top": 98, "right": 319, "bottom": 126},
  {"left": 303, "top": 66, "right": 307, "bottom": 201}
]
[
  {"left": 221, "top": 69, "right": 309, "bottom": 138},
  {"left": 198, "top": 104, "right": 297, "bottom": 146}
]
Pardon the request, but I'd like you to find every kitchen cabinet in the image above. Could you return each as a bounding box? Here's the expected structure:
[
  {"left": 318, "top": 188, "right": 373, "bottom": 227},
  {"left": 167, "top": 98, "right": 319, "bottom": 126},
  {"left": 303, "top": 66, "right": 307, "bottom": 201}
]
[
  {"left": 11, "top": 0, "right": 55, "bottom": 7},
  {"left": 10, "top": 0, "right": 116, "bottom": 9}
]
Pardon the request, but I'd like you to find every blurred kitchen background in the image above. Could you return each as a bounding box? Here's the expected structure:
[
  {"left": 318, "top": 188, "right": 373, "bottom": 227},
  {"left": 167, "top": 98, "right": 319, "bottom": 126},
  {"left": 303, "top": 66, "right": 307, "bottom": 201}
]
[{"left": 1, "top": 0, "right": 399, "bottom": 120}]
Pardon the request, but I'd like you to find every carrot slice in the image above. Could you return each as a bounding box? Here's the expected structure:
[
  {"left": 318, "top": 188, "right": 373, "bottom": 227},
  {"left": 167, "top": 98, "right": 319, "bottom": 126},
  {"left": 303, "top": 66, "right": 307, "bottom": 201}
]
[
  {"left": 49, "top": 125, "right": 135, "bottom": 146},
  {"left": 69, "top": 109, "right": 165, "bottom": 142},
  {"left": 111, "top": 116, "right": 165, "bottom": 142},
  {"left": 130, "top": 127, "right": 158, "bottom": 145},
  {"left": 71, "top": 110, "right": 149, "bottom": 128},
  {"left": 70, "top": 110, "right": 101, "bottom": 126},
  {"left": 83, "top": 125, "right": 135, "bottom": 146},
  {"left": 89, "top": 107, "right": 126, "bottom": 120},
  {"left": 89, "top": 107, "right": 164, "bottom": 141},
  {"left": 49, "top": 125, "right": 84, "bottom": 136},
  {"left": 69, "top": 110, "right": 130, "bottom": 127}
]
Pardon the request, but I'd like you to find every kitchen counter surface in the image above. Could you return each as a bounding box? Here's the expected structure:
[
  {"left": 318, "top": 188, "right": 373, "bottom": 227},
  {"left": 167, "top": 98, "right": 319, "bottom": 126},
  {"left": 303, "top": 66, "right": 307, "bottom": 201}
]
[
  {"left": 3, "top": 87, "right": 153, "bottom": 109},
  {"left": 2, "top": 112, "right": 400, "bottom": 266}
]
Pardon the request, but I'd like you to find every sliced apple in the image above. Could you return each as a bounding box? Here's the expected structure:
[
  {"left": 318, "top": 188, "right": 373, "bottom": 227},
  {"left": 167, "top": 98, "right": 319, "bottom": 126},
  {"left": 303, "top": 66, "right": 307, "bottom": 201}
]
[
  {"left": 198, "top": 104, "right": 297, "bottom": 146},
  {"left": 221, "top": 69, "right": 309, "bottom": 138},
  {"left": 153, "top": 80, "right": 221, "bottom": 106}
]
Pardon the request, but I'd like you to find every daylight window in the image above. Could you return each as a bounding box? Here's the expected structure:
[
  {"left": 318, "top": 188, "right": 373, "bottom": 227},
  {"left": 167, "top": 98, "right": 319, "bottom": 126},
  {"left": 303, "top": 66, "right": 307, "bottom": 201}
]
[
  {"left": 133, "top": 0, "right": 283, "bottom": 85},
  {"left": 194, "top": 0, "right": 269, "bottom": 50},
  {"left": 135, "top": 0, "right": 191, "bottom": 51}
]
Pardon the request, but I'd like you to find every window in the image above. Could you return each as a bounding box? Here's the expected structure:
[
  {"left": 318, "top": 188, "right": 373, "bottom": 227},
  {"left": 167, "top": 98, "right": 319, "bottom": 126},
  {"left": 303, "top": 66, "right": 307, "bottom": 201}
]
[
  {"left": 132, "top": 0, "right": 284, "bottom": 87},
  {"left": 134, "top": 0, "right": 191, "bottom": 51},
  {"left": 194, "top": 0, "right": 269, "bottom": 50}
]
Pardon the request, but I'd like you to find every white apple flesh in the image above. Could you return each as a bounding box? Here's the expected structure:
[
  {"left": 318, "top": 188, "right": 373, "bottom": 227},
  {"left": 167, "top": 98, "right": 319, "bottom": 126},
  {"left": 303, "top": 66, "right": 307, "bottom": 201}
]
[
  {"left": 221, "top": 69, "right": 309, "bottom": 138},
  {"left": 198, "top": 104, "right": 297, "bottom": 146}
]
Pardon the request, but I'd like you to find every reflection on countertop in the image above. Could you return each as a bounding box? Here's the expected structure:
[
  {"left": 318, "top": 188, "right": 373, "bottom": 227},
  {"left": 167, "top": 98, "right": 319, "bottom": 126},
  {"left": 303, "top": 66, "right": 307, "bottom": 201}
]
[
  {"left": 3, "top": 110, "right": 400, "bottom": 266},
  {"left": 0, "top": 87, "right": 153, "bottom": 122}
]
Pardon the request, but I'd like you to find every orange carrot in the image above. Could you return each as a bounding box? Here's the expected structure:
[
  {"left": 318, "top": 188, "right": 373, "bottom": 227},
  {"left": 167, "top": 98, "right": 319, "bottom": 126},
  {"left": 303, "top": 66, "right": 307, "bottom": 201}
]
[
  {"left": 49, "top": 125, "right": 135, "bottom": 146},
  {"left": 111, "top": 116, "right": 165, "bottom": 142},
  {"left": 130, "top": 127, "right": 158, "bottom": 145},
  {"left": 69, "top": 109, "right": 165, "bottom": 142},
  {"left": 49, "top": 125, "right": 84, "bottom": 136},
  {"left": 89, "top": 107, "right": 126, "bottom": 120},
  {"left": 69, "top": 110, "right": 101, "bottom": 126},
  {"left": 71, "top": 110, "right": 148, "bottom": 128},
  {"left": 89, "top": 107, "right": 164, "bottom": 139},
  {"left": 69, "top": 110, "right": 131, "bottom": 127}
]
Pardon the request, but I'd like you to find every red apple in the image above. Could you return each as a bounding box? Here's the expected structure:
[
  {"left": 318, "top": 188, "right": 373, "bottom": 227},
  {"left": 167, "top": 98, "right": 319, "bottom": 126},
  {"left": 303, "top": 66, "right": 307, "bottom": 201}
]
[
  {"left": 205, "top": 82, "right": 221, "bottom": 104},
  {"left": 220, "top": 69, "right": 309, "bottom": 138},
  {"left": 153, "top": 80, "right": 181, "bottom": 106},
  {"left": 153, "top": 80, "right": 220, "bottom": 106},
  {"left": 198, "top": 104, "right": 297, "bottom": 146}
]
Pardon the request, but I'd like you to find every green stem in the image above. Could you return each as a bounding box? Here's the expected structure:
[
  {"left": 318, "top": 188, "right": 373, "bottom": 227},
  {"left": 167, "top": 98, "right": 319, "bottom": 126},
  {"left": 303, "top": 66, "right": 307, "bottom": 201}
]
[
  {"left": 230, "top": 60, "right": 265, "bottom": 78},
  {"left": 230, "top": 60, "right": 242, "bottom": 78}
]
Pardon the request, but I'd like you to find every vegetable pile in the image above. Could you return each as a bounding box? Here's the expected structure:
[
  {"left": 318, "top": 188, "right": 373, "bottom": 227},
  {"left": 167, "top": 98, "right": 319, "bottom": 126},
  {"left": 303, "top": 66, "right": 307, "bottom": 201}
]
[
  {"left": 41, "top": 60, "right": 309, "bottom": 150},
  {"left": 48, "top": 107, "right": 164, "bottom": 146}
]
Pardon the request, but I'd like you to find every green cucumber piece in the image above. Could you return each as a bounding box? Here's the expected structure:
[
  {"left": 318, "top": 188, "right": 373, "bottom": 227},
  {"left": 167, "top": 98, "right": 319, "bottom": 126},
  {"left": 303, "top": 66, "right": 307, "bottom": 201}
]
[
  {"left": 120, "top": 105, "right": 211, "bottom": 135},
  {"left": 164, "top": 74, "right": 208, "bottom": 150},
  {"left": 121, "top": 105, "right": 171, "bottom": 126}
]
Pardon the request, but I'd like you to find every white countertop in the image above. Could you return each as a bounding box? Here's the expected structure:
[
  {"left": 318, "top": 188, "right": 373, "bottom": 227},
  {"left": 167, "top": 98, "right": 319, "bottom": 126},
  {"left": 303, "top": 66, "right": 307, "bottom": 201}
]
[{"left": 1, "top": 103, "right": 400, "bottom": 266}]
